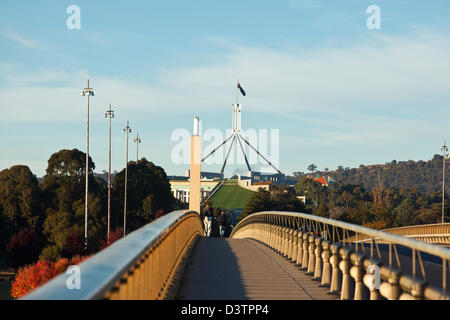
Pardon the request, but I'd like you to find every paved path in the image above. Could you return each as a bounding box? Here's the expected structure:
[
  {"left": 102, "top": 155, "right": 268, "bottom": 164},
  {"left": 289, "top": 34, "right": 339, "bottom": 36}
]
[{"left": 176, "top": 238, "right": 337, "bottom": 300}]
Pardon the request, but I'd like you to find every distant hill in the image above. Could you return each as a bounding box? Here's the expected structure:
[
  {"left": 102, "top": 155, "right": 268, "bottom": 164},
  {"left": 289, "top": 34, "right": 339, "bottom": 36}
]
[{"left": 295, "top": 154, "right": 449, "bottom": 194}]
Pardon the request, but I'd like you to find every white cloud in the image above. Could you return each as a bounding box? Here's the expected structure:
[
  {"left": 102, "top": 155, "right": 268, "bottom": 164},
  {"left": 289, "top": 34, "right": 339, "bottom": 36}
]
[
  {"left": 1, "top": 29, "right": 44, "bottom": 50},
  {"left": 1, "top": 32, "right": 449, "bottom": 125}
]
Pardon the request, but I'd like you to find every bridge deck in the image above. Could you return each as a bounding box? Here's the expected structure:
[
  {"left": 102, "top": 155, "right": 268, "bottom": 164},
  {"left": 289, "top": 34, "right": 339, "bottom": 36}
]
[{"left": 176, "top": 238, "right": 337, "bottom": 300}]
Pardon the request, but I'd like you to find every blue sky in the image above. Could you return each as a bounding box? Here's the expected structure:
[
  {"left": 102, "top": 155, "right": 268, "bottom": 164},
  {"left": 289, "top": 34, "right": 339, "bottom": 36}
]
[{"left": 0, "top": 1, "right": 449, "bottom": 177}]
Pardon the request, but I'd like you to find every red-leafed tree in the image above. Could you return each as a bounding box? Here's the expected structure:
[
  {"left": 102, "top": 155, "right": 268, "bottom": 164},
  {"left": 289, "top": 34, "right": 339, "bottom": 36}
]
[
  {"left": 62, "top": 231, "right": 84, "bottom": 258},
  {"left": 6, "top": 228, "right": 41, "bottom": 269},
  {"left": 98, "top": 227, "right": 123, "bottom": 250},
  {"left": 154, "top": 209, "right": 165, "bottom": 220},
  {"left": 10, "top": 255, "right": 91, "bottom": 299},
  {"left": 10, "top": 260, "right": 58, "bottom": 298}
]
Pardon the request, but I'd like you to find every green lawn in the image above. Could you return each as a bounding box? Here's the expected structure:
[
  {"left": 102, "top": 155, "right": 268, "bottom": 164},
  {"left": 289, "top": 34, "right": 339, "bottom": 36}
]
[{"left": 210, "top": 184, "right": 255, "bottom": 210}]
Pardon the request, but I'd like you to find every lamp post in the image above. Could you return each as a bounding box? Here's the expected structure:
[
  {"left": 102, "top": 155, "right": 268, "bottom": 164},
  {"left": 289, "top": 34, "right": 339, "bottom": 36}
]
[
  {"left": 81, "top": 80, "right": 94, "bottom": 251},
  {"left": 104, "top": 104, "right": 114, "bottom": 243},
  {"left": 441, "top": 141, "right": 448, "bottom": 224},
  {"left": 134, "top": 132, "right": 142, "bottom": 162},
  {"left": 123, "top": 120, "right": 132, "bottom": 237}
]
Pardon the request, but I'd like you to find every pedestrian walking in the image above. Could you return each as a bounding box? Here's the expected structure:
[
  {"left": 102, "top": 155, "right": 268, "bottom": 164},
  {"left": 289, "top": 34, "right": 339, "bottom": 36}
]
[
  {"left": 218, "top": 210, "right": 227, "bottom": 237},
  {"left": 203, "top": 204, "right": 213, "bottom": 237}
]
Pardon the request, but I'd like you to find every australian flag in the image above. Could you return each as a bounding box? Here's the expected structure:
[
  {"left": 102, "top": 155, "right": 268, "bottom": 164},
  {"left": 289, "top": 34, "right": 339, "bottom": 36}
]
[{"left": 237, "top": 82, "right": 246, "bottom": 96}]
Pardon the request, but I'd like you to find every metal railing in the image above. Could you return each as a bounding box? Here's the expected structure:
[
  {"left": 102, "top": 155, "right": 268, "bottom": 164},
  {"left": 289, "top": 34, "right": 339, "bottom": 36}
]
[
  {"left": 347, "top": 223, "right": 450, "bottom": 245},
  {"left": 23, "top": 210, "right": 203, "bottom": 300},
  {"left": 230, "top": 211, "right": 450, "bottom": 300},
  {"left": 201, "top": 181, "right": 224, "bottom": 205}
]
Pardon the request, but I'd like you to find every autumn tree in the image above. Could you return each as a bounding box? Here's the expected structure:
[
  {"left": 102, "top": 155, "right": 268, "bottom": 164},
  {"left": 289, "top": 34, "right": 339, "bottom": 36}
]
[{"left": 6, "top": 228, "right": 41, "bottom": 269}]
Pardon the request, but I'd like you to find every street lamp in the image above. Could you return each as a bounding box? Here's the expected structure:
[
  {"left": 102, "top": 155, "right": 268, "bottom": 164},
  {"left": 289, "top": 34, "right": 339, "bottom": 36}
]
[
  {"left": 104, "top": 104, "right": 114, "bottom": 243},
  {"left": 134, "top": 132, "right": 142, "bottom": 162},
  {"left": 81, "top": 80, "right": 94, "bottom": 251},
  {"left": 122, "top": 120, "right": 132, "bottom": 237},
  {"left": 441, "top": 141, "right": 448, "bottom": 224}
]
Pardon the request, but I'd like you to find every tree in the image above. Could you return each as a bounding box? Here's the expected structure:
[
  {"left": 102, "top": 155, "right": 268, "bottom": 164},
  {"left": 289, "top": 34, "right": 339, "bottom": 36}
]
[
  {"left": 40, "top": 149, "right": 106, "bottom": 261},
  {"left": 98, "top": 227, "right": 123, "bottom": 250},
  {"left": 241, "top": 189, "right": 273, "bottom": 219},
  {"left": 394, "top": 197, "right": 420, "bottom": 227},
  {"left": 6, "top": 228, "right": 41, "bottom": 269},
  {"left": 307, "top": 164, "right": 317, "bottom": 173},
  {"left": 294, "top": 178, "right": 324, "bottom": 207},
  {"left": 0, "top": 165, "right": 43, "bottom": 252},
  {"left": 241, "top": 188, "right": 305, "bottom": 220},
  {"left": 112, "top": 158, "right": 175, "bottom": 234}
]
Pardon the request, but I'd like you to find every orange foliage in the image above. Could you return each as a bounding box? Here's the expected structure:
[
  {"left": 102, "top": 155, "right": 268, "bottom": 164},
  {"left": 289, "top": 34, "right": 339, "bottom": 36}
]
[
  {"left": 10, "top": 255, "right": 90, "bottom": 299},
  {"left": 54, "top": 258, "right": 69, "bottom": 274}
]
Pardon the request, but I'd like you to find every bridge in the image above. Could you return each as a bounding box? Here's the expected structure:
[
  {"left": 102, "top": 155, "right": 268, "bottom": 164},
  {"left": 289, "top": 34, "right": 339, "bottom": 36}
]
[{"left": 23, "top": 210, "right": 450, "bottom": 300}]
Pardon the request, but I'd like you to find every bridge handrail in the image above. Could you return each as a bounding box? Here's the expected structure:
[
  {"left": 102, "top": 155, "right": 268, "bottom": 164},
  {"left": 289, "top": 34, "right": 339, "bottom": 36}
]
[
  {"left": 231, "top": 211, "right": 450, "bottom": 259},
  {"left": 346, "top": 222, "right": 450, "bottom": 244},
  {"left": 23, "top": 210, "right": 202, "bottom": 300},
  {"left": 380, "top": 222, "right": 450, "bottom": 234},
  {"left": 231, "top": 211, "right": 450, "bottom": 300}
]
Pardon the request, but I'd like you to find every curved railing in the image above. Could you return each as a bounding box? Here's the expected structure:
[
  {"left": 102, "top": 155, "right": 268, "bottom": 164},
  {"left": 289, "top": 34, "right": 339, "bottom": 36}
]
[
  {"left": 231, "top": 211, "right": 450, "bottom": 300},
  {"left": 348, "top": 223, "right": 450, "bottom": 245},
  {"left": 23, "top": 210, "right": 203, "bottom": 300}
]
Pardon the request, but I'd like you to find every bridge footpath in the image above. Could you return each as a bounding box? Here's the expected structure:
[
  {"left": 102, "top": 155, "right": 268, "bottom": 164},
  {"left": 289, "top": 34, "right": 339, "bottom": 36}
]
[{"left": 176, "top": 238, "right": 336, "bottom": 300}]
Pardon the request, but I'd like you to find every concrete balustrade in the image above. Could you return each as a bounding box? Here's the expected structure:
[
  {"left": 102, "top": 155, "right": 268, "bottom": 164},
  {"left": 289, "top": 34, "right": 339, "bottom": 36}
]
[
  {"left": 339, "top": 248, "right": 354, "bottom": 300},
  {"left": 350, "top": 253, "right": 366, "bottom": 300},
  {"left": 296, "top": 231, "right": 304, "bottom": 266},
  {"left": 329, "top": 243, "right": 342, "bottom": 295},
  {"left": 301, "top": 233, "right": 309, "bottom": 270},
  {"left": 291, "top": 230, "right": 298, "bottom": 262},
  {"left": 313, "top": 237, "right": 323, "bottom": 281},
  {"left": 306, "top": 234, "right": 316, "bottom": 275},
  {"left": 24, "top": 210, "right": 203, "bottom": 300},
  {"left": 230, "top": 211, "right": 450, "bottom": 301}
]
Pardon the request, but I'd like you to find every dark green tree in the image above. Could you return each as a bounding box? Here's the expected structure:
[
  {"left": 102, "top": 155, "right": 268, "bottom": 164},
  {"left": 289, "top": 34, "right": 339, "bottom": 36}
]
[
  {"left": 112, "top": 158, "right": 176, "bottom": 233},
  {"left": 40, "top": 149, "right": 106, "bottom": 261},
  {"left": 241, "top": 188, "right": 305, "bottom": 220},
  {"left": 0, "top": 165, "right": 43, "bottom": 254},
  {"left": 307, "top": 164, "right": 317, "bottom": 173},
  {"left": 393, "top": 197, "right": 420, "bottom": 227}
]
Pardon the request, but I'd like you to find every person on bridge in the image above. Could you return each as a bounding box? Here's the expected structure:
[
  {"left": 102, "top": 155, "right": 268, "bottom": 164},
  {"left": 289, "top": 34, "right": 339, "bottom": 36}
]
[
  {"left": 203, "top": 204, "right": 213, "bottom": 237},
  {"left": 218, "top": 211, "right": 227, "bottom": 237}
]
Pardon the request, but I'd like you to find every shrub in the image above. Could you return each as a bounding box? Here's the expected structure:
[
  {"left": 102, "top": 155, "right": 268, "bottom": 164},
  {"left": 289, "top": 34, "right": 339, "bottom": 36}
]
[
  {"left": 62, "top": 231, "right": 84, "bottom": 258},
  {"left": 10, "top": 255, "right": 90, "bottom": 299},
  {"left": 6, "top": 228, "right": 41, "bottom": 269},
  {"left": 10, "top": 261, "right": 57, "bottom": 299},
  {"left": 98, "top": 227, "right": 123, "bottom": 251},
  {"left": 154, "top": 209, "right": 165, "bottom": 220}
]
